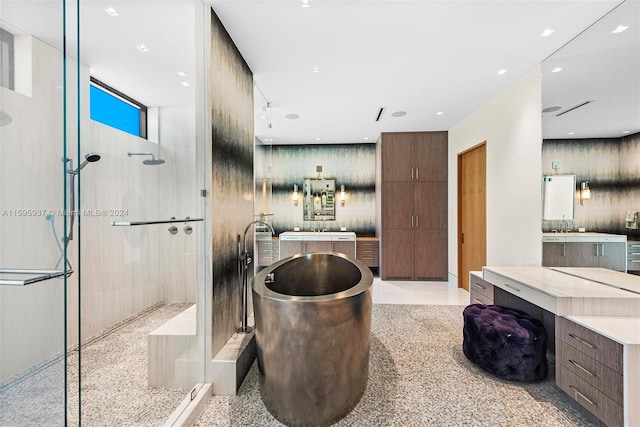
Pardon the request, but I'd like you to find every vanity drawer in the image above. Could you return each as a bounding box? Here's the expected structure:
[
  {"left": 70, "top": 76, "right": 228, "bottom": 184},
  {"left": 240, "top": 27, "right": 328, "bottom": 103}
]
[
  {"left": 628, "top": 241, "right": 640, "bottom": 271},
  {"left": 469, "top": 272, "right": 493, "bottom": 300},
  {"left": 556, "top": 316, "right": 623, "bottom": 373},
  {"left": 356, "top": 238, "right": 379, "bottom": 267},
  {"left": 483, "top": 270, "right": 556, "bottom": 314},
  {"left": 556, "top": 338, "right": 623, "bottom": 404},
  {"left": 557, "top": 363, "right": 623, "bottom": 427}
]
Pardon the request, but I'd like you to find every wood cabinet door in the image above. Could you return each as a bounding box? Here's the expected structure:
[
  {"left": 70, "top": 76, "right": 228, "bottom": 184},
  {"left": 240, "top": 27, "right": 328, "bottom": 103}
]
[
  {"left": 542, "top": 242, "right": 570, "bottom": 267},
  {"left": 414, "top": 229, "right": 448, "bottom": 280},
  {"left": 565, "top": 242, "right": 599, "bottom": 267},
  {"left": 381, "top": 182, "right": 414, "bottom": 229},
  {"left": 381, "top": 229, "right": 414, "bottom": 279},
  {"left": 598, "top": 242, "right": 626, "bottom": 271},
  {"left": 380, "top": 133, "right": 415, "bottom": 182},
  {"left": 414, "top": 182, "right": 447, "bottom": 230},
  {"left": 414, "top": 132, "right": 447, "bottom": 182},
  {"left": 332, "top": 241, "right": 356, "bottom": 258},
  {"left": 280, "top": 241, "right": 304, "bottom": 259},
  {"left": 304, "top": 241, "right": 332, "bottom": 253}
]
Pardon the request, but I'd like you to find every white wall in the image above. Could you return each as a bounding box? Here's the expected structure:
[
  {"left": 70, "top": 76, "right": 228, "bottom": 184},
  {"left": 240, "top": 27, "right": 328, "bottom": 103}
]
[
  {"left": 447, "top": 66, "right": 543, "bottom": 280},
  {"left": 0, "top": 36, "right": 197, "bottom": 382}
]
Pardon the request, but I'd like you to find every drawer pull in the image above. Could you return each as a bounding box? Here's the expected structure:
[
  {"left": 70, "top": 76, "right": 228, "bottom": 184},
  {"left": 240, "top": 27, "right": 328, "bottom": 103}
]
[
  {"left": 473, "top": 283, "right": 486, "bottom": 290},
  {"left": 568, "top": 333, "right": 597, "bottom": 349},
  {"left": 569, "top": 385, "right": 597, "bottom": 407},
  {"left": 568, "top": 359, "right": 596, "bottom": 377},
  {"left": 504, "top": 283, "right": 521, "bottom": 292},
  {"left": 473, "top": 298, "right": 483, "bottom": 304}
]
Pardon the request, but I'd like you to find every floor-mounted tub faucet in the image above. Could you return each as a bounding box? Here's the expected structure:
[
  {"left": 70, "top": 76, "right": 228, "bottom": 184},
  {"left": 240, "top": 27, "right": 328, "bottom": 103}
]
[{"left": 238, "top": 220, "right": 275, "bottom": 333}]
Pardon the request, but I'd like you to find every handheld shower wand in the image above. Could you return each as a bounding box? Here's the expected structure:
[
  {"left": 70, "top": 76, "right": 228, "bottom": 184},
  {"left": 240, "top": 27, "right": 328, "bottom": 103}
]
[{"left": 65, "top": 153, "right": 101, "bottom": 242}]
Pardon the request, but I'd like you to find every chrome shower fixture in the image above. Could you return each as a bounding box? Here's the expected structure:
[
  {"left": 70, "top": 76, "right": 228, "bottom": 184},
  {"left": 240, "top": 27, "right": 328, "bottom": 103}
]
[
  {"left": 67, "top": 152, "right": 101, "bottom": 175},
  {"left": 127, "top": 152, "right": 165, "bottom": 165}
]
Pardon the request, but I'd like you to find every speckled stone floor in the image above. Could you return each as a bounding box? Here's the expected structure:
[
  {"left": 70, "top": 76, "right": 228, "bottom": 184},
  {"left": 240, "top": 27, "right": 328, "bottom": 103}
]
[
  {"left": 0, "top": 303, "right": 192, "bottom": 426},
  {"left": 194, "top": 304, "right": 595, "bottom": 427}
]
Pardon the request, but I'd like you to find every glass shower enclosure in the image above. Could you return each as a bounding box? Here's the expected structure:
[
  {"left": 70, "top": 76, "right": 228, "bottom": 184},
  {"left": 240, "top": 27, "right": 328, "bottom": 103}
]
[{"left": 0, "top": 1, "right": 208, "bottom": 424}]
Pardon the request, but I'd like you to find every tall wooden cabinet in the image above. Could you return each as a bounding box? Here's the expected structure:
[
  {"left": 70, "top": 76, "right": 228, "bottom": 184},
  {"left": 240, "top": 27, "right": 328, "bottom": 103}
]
[{"left": 378, "top": 131, "right": 448, "bottom": 280}]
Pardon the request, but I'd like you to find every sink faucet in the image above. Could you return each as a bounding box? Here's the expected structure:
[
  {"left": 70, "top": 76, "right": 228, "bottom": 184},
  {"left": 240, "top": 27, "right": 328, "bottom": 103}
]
[{"left": 560, "top": 220, "right": 568, "bottom": 233}]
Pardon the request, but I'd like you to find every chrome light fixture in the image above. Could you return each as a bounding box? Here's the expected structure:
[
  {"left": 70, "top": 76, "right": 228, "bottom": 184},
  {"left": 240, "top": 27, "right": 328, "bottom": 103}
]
[
  {"left": 340, "top": 184, "right": 346, "bottom": 206},
  {"left": 580, "top": 181, "right": 591, "bottom": 204},
  {"left": 293, "top": 184, "right": 299, "bottom": 205}
]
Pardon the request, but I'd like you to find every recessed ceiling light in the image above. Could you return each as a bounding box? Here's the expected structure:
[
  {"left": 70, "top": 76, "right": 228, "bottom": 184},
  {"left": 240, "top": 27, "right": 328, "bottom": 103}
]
[
  {"left": 177, "top": 71, "right": 186, "bottom": 77},
  {"left": 286, "top": 113, "right": 300, "bottom": 120},
  {"left": 436, "top": 111, "right": 444, "bottom": 116},
  {"left": 259, "top": 115, "right": 267, "bottom": 119},
  {"left": 181, "top": 81, "right": 189, "bottom": 87},
  {"left": 136, "top": 44, "right": 149, "bottom": 52},
  {"left": 315, "top": 137, "right": 321, "bottom": 141},
  {"left": 312, "top": 66, "right": 319, "bottom": 73},
  {"left": 612, "top": 25, "right": 629, "bottom": 34},
  {"left": 540, "top": 28, "right": 554, "bottom": 37},
  {"left": 264, "top": 138, "right": 273, "bottom": 142},
  {"left": 622, "top": 130, "right": 630, "bottom": 134},
  {"left": 551, "top": 67, "right": 563, "bottom": 73},
  {"left": 568, "top": 131, "right": 575, "bottom": 135},
  {"left": 363, "top": 137, "right": 369, "bottom": 140},
  {"left": 104, "top": 7, "right": 119, "bottom": 17},
  {"left": 497, "top": 69, "right": 507, "bottom": 75},
  {"left": 391, "top": 111, "right": 406, "bottom": 117},
  {"left": 301, "top": 0, "right": 311, "bottom": 7}
]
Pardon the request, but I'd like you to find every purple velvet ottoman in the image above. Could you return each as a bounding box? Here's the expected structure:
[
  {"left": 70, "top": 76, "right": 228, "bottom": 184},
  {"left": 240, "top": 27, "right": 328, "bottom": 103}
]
[{"left": 462, "top": 304, "right": 548, "bottom": 382}]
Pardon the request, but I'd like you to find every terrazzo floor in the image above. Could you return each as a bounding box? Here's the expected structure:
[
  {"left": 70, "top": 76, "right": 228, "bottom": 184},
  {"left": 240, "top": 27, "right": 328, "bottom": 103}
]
[
  {"left": 194, "top": 304, "right": 595, "bottom": 427},
  {"left": 0, "top": 303, "right": 192, "bottom": 426}
]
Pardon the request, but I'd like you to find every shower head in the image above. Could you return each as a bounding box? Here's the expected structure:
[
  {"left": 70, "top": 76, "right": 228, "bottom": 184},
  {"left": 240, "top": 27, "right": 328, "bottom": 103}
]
[
  {"left": 128, "top": 152, "right": 165, "bottom": 166},
  {"left": 68, "top": 152, "right": 101, "bottom": 174}
]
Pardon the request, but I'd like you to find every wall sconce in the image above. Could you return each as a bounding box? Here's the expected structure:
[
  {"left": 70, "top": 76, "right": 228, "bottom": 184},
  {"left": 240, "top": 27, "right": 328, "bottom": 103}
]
[
  {"left": 292, "top": 184, "right": 299, "bottom": 205},
  {"left": 340, "top": 184, "right": 346, "bottom": 206},
  {"left": 580, "top": 181, "right": 590, "bottom": 205}
]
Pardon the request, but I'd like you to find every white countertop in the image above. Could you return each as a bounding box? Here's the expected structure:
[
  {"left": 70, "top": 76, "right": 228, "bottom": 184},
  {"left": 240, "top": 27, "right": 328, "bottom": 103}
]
[
  {"left": 279, "top": 231, "right": 356, "bottom": 241},
  {"left": 551, "top": 267, "right": 640, "bottom": 295},
  {"left": 483, "top": 266, "right": 640, "bottom": 299},
  {"left": 542, "top": 232, "right": 626, "bottom": 242},
  {"left": 566, "top": 316, "right": 640, "bottom": 345}
]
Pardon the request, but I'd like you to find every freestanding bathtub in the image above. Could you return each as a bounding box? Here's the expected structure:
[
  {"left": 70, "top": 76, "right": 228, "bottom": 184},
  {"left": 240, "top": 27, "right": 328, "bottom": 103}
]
[{"left": 252, "top": 251, "right": 373, "bottom": 427}]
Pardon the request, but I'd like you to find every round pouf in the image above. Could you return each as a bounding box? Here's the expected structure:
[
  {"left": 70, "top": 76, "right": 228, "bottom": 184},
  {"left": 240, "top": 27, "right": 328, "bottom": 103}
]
[{"left": 462, "top": 304, "right": 548, "bottom": 382}]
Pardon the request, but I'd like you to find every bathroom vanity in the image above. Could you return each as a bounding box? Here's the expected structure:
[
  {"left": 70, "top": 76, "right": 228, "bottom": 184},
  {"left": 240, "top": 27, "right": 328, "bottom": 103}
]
[
  {"left": 542, "top": 232, "right": 627, "bottom": 272},
  {"left": 276, "top": 232, "right": 357, "bottom": 259},
  {"left": 476, "top": 266, "right": 640, "bottom": 426}
]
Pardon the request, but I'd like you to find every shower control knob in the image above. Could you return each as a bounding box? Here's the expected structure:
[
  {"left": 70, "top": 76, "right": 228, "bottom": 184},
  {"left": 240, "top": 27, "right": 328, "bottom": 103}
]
[
  {"left": 168, "top": 225, "right": 178, "bottom": 235},
  {"left": 183, "top": 225, "right": 193, "bottom": 234}
]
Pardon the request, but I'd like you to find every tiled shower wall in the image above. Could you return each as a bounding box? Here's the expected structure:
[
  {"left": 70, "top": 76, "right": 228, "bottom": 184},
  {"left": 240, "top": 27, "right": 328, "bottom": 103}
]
[
  {"left": 542, "top": 133, "right": 640, "bottom": 238},
  {"left": 257, "top": 143, "right": 376, "bottom": 236}
]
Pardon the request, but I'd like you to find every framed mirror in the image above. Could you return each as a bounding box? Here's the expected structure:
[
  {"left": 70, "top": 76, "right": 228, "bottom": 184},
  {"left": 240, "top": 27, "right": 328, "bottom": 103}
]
[
  {"left": 543, "top": 175, "right": 576, "bottom": 220},
  {"left": 303, "top": 178, "right": 336, "bottom": 221}
]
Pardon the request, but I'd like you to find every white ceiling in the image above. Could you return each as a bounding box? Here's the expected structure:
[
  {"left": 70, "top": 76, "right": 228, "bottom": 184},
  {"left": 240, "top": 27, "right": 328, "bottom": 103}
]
[{"left": 1, "top": 0, "right": 637, "bottom": 144}]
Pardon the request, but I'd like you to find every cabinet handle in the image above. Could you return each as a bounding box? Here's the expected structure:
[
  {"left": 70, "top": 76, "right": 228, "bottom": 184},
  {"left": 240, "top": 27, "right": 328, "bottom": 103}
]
[
  {"left": 568, "top": 333, "right": 597, "bottom": 349},
  {"left": 474, "top": 283, "right": 486, "bottom": 290},
  {"left": 569, "top": 385, "right": 597, "bottom": 407},
  {"left": 630, "top": 244, "right": 640, "bottom": 248},
  {"left": 600, "top": 244, "right": 604, "bottom": 257},
  {"left": 411, "top": 216, "right": 414, "bottom": 228},
  {"left": 630, "top": 253, "right": 640, "bottom": 256},
  {"left": 562, "top": 243, "right": 565, "bottom": 257},
  {"left": 568, "top": 359, "right": 596, "bottom": 377},
  {"left": 416, "top": 168, "right": 419, "bottom": 180},
  {"left": 411, "top": 168, "right": 414, "bottom": 180},
  {"left": 473, "top": 298, "right": 483, "bottom": 304},
  {"left": 503, "top": 283, "right": 521, "bottom": 292},
  {"left": 416, "top": 216, "right": 419, "bottom": 228}
]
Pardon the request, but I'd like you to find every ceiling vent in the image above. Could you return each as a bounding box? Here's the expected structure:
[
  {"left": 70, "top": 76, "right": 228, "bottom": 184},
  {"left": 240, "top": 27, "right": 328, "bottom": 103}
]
[
  {"left": 555, "top": 100, "right": 595, "bottom": 116},
  {"left": 374, "top": 107, "right": 386, "bottom": 122}
]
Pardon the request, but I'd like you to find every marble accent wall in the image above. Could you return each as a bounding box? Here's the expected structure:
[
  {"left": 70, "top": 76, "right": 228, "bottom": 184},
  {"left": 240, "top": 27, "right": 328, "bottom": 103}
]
[
  {"left": 209, "top": 10, "right": 254, "bottom": 356},
  {"left": 542, "top": 133, "right": 640, "bottom": 238},
  {"left": 258, "top": 144, "right": 376, "bottom": 236}
]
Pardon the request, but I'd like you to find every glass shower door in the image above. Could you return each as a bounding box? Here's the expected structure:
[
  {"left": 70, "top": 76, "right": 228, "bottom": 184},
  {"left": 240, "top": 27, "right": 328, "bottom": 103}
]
[{"left": 0, "top": 0, "right": 74, "bottom": 424}]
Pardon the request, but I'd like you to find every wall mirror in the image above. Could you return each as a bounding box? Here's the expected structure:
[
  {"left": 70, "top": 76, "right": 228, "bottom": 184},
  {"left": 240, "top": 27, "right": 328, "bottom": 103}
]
[
  {"left": 303, "top": 178, "right": 336, "bottom": 221},
  {"left": 543, "top": 175, "right": 576, "bottom": 220}
]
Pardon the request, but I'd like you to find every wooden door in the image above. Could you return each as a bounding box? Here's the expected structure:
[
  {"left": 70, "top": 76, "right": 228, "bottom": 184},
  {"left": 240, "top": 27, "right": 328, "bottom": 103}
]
[{"left": 458, "top": 143, "right": 486, "bottom": 291}]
